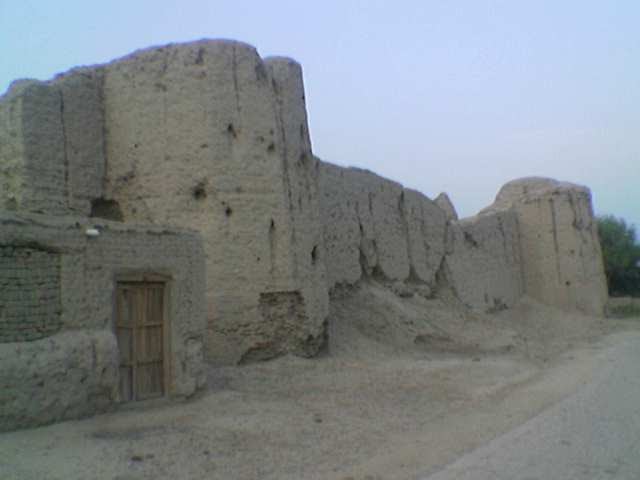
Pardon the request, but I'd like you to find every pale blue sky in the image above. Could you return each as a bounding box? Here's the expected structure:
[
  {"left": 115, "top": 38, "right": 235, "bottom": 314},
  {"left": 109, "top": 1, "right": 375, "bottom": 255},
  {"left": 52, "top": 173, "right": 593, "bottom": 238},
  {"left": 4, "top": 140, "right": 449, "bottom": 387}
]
[{"left": 1, "top": 1, "right": 638, "bottom": 228}]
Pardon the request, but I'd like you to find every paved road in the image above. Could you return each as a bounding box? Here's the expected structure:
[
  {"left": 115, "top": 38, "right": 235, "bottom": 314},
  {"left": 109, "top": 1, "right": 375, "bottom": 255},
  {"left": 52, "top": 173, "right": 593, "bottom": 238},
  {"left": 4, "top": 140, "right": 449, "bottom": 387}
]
[{"left": 423, "top": 332, "right": 640, "bottom": 480}]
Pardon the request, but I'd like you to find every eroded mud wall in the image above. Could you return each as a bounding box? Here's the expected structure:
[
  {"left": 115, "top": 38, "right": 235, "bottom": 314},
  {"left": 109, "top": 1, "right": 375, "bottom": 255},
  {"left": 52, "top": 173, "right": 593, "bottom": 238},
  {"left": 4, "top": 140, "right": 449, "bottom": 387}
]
[
  {"left": 487, "top": 177, "right": 608, "bottom": 315},
  {"left": 54, "top": 69, "right": 106, "bottom": 215},
  {"left": 318, "top": 162, "right": 524, "bottom": 312},
  {"left": 101, "top": 41, "right": 328, "bottom": 364},
  {"left": 0, "top": 81, "right": 68, "bottom": 214},
  {"left": 443, "top": 210, "right": 523, "bottom": 312},
  {"left": 0, "top": 72, "right": 105, "bottom": 217},
  {"left": 319, "top": 163, "right": 448, "bottom": 290},
  {"left": 0, "top": 39, "right": 610, "bottom": 376}
]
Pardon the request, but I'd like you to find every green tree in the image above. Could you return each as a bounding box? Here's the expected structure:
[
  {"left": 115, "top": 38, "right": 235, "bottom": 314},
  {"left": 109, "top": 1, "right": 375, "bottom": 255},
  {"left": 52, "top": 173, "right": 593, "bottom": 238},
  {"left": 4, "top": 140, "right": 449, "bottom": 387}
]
[{"left": 597, "top": 215, "right": 640, "bottom": 296}]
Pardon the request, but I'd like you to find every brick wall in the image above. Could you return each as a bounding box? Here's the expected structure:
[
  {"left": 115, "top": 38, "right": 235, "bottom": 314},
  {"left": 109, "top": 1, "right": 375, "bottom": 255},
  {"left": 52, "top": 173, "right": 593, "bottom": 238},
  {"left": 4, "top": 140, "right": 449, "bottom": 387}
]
[{"left": 0, "top": 246, "right": 62, "bottom": 342}]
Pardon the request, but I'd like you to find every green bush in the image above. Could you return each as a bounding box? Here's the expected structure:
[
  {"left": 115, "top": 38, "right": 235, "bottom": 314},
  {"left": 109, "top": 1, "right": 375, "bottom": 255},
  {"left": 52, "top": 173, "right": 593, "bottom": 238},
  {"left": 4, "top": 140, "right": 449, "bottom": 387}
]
[{"left": 597, "top": 215, "right": 640, "bottom": 297}]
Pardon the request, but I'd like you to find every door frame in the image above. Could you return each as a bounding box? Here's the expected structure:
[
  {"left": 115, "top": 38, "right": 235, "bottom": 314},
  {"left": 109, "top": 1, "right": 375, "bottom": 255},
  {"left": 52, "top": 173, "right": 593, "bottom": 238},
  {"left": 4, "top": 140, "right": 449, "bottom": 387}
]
[{"left": 113, "top": 272, "right": 172, "bottom": 402}]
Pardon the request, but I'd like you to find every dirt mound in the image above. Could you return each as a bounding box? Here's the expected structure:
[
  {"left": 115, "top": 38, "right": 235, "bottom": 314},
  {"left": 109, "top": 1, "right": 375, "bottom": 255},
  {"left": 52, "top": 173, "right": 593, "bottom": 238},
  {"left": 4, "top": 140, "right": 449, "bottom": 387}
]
[
  {"left": 327, "top": 279, "right": 609, "bottom": 364},
  {"left": 327, "top": 280, "right": 519, "bottom": 359}
]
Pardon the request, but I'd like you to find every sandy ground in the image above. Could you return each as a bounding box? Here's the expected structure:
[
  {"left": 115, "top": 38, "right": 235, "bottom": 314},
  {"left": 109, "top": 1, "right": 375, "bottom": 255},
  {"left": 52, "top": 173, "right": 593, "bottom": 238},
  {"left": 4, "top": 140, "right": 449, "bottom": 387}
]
[{"left": 1, "top": 282, "right": 637, "bottom": 480}]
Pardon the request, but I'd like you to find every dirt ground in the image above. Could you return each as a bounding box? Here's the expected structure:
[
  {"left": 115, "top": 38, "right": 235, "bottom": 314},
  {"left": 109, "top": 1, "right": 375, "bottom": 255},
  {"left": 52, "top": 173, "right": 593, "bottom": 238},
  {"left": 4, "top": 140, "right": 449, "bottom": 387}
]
[{"left": 1, "top": 281, "right": 637, "bottom": 480}]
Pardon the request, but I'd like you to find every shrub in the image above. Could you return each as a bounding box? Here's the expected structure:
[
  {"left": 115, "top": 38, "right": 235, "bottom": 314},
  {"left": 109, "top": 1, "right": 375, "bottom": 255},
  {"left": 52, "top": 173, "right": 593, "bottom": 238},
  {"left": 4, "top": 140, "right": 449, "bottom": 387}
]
[{"left": 597, "top": 215, "right": 640, "bottom": 297}]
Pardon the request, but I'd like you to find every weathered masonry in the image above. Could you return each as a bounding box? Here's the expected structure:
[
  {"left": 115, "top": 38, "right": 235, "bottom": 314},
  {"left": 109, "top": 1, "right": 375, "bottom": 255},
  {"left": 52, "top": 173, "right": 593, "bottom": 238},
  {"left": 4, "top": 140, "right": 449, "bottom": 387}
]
[
  {"left": 0, "top": 212, "right": 206, "bottom": 431},
  {"left": 0, "top": 39, "right": 608, "bottom": 431}
]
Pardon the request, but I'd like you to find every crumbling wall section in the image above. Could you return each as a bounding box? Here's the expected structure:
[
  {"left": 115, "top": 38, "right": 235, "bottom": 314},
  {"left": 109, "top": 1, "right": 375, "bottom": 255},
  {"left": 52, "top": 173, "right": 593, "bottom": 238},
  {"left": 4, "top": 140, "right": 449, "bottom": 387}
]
[
  {"left": 319, "top": 162, "right": 447, "bottom": 290},
  {"left": 402, "top": 188, "right": 449, "bottom": 284},
  {"left": 0, "top": 72, "right": 106, "bottom": 217},
  {"left": 266, "top": 57, "right": 329, "bottom": 356},
  {"left": 52, "top": 69, "right": 106, "bottom": 215},
  {"left": 443, "top": 210, "right": 523, "bottom": 312},
  {"left": 487, "top": 177, "right": 608, "bottom": 315},
  {"left": 0, "top": 81, "right": 67, "bottom": 214},
  {"left": 318, "top": 162, "right": 524, "bottom": 313},
  {"left": 434, "top": 192, "right": 458, "bottom": 222}
]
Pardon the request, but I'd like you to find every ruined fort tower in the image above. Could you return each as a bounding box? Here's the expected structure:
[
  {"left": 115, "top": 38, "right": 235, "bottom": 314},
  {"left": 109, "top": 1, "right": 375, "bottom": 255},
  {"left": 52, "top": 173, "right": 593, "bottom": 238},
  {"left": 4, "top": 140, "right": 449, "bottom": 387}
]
[
  {"left": 0, "top": 39, "right": 608, "bottom": 430},
  {"left": 100, "top": 42, "right": 329, "bottom": 365}
]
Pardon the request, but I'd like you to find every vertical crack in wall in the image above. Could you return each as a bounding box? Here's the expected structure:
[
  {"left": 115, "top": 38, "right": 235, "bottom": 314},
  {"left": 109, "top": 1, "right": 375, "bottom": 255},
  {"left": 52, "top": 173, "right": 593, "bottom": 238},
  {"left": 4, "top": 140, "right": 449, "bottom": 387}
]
[
  {"left": 271, "top": 70, "right": 298, "bottom": 280},
  {"left": 231, "top": 44, "right": 241, "bottom": 114},
  {"left": 567, "top": 191, "right": 583, "bottom": 230},
  {"left": 269, "top": 218, "right": 276, "bottom": 277},
  {"left": 355, "top": 197, "right": 375, "bottom": 277},
  {"left": 399, "top": 190, "right": 419, "bottom": 282},
  {"left": 549, "top": 197, "right": 563, "bottom": 285},
  {"left": 569, "top": 192, "right": 589, "bottom": 283},
  {"left": 97, "top": 70, "right": 109, "bottom": 197},
  {"left": 58, "top": 89, "right": 70, "bottom": 209},
  {"left": 157, "top": 50, "right": 170, "bottom": 225},
  {"left": 497, "top": 214, "right": 509, "bottom": 263},
  {"left": 434, "top": 254, "right": 454, "bottom": 296},
  {"left": 366, "top": 191, "right": 379, "bottom": 270},
  {"left": 512, "top": 213, "right": 527, "bottom": 295},
  {"left": 419, "top": 204, "right": 434, "bottom": 281}
]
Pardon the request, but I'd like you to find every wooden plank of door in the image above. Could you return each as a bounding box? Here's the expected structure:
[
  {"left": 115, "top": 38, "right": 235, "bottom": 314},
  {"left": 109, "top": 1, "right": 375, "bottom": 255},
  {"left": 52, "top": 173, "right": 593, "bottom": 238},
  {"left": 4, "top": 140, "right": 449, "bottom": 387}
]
[
  {"left": 134, "top": 286, "right": 146, "bottom": 400},
  {"left": 137, "top": 327, "right": 164, "bottom": 399},
  {"left": 117, "top": 286, "right": 133, "bottom": 401},
  {"left": 116, "top": 282, "right": 166, "bottom": 401},
  {"left": 139, "top": 285, "right": 164, "bottom": 399}
]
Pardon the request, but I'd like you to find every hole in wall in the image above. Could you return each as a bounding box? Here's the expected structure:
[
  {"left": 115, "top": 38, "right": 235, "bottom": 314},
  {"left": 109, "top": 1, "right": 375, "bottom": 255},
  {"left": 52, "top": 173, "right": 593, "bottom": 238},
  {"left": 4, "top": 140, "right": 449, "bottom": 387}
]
[
  {"left": 90, "top": 198, "right": 124, "bottom": 222},
  {"left": 267, "top": 143, "right": 275, "bottom": 153},
  {"left": 463, "top": 231, "right": 479, "bottom": 248},
  {"left": 311, "top": 245, "right": 319, "bottom": 265},
  {"left": 225, "top": 206, "right": 233, "bottom": 217},
  {"left": 255, "top": 63, "right": 268, "bottom": 83},
  {"left": 195, "top": 47, "right": 205, "bottom": 65},
  {"left": 191, "top": 181, "right": 207, "bottom": 200},
  {"left": 227, "top": 123, "right": 237, "bottom": 138}
]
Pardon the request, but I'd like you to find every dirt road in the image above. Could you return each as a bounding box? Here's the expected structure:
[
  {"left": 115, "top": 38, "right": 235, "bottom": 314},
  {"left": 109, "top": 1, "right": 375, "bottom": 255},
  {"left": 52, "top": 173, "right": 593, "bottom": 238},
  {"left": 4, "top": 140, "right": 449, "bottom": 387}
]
[{"left": 423, "top": 331, "right": 640, "bottom": 479}]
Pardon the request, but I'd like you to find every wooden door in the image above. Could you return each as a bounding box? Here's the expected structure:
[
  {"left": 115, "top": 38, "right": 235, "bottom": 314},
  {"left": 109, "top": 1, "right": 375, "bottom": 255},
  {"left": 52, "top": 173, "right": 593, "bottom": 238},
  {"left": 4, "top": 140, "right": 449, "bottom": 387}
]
[{"left": 116, "top": 282, "right": 166, "bottom": 401}]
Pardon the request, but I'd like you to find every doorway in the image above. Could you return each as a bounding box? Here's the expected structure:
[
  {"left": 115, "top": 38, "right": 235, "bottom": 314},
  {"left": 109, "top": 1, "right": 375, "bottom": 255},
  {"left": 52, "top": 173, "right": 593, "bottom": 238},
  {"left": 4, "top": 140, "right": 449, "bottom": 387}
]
[{"left": 115, "top": 281, "right": 168, "bottom": 401}]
